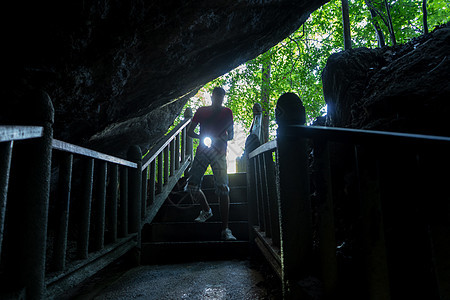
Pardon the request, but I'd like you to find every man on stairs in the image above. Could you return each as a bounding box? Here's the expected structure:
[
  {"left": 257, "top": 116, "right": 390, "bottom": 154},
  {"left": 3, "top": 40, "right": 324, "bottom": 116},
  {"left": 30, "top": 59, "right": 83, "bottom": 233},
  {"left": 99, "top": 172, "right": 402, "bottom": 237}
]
[{"left": 186, "top": 87, "right": 236, "bottom": 241}]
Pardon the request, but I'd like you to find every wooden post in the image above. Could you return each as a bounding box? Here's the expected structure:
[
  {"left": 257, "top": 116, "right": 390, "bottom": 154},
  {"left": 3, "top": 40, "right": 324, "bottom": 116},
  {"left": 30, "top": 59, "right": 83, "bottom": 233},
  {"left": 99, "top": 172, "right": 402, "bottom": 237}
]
[
  {"left": 170, "top": 139, "right": 175, "bottom": 176},
  {"left": 0, "top": 141, "right": 13, "bottom": 260},
  {"left": 244, "top": 133, "right": 260, "bottom": 243},
  {"left": 164, "top": 146, "right": 169, "bottom": 185},
  {"left": 127, "top": 145, "right": 142, "bottom": 235},
  {"left": 93, "top": 161, "right": 107, "bottom": 251},
  {"left": 275, "top": 92, "right": 312, "bottom": 298},
  {"left": 157, "top": 152, "right": 163, "bottom": 193},
  {"left": 5, "top": 91, "right": 54, "bottom": 299},
  {"left": 175, "top": 133, "right": 180, "bottom": 170},
  {"left": 141, "top": 167, "right": 148, "bottom": 218},
  {"left": 264, "top": 151, "right": 280, "bottom": 247},
  {"left": 245, "top": 103, "right": 263, "bottom": 243},
  {"left": 149, "top": 160, "right": 156, "bottom": 205},
  {"left": 255, "top": 156, "right": 265, "bottom": 232},
  {"left": 107, "top": 163, "right": 119, "bottom": 243},
  {"left": 354, "top": 146, "right": 390, "bottom": 300},
  {"left": 79, "top": 158, "right": 94, "bottom": 258},
  {"left": 53, "top": 153, "right": 73, "bottom": 271},
  {"left": 181, "top": 128, "right": 186, "bottom": 163},
  {"left": 184, "top": 108, "right": 193, "bottom": 174},
  {"left": 119, "top": 166, "right": 128, "bottom": 237},
  {"left": 313, "top": 139, "right": 338, "bottom": 296},
  {"left": 260, "top": 154, "right": 272, "bottom": 237}
]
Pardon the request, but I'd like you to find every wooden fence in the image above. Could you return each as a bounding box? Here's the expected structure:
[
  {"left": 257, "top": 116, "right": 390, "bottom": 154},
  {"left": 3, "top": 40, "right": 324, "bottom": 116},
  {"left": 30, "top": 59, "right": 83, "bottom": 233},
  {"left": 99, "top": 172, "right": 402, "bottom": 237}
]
[
  {"left": 245, "top": 94, "right": 450, "bottom": 299},
  {"left": 0, "top": 92, "right": 193, "bottom": 299}
]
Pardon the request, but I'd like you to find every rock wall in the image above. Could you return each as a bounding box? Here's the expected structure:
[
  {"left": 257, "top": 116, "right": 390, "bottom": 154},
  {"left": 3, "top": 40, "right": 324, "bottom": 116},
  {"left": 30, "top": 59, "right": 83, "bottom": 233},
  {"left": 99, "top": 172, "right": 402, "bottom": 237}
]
[
  {"left": 322, "top": 23, "right": 450, "bottom": 136},
  {"left": 1, "top": 0, "right": 327, "bottom": 156}
]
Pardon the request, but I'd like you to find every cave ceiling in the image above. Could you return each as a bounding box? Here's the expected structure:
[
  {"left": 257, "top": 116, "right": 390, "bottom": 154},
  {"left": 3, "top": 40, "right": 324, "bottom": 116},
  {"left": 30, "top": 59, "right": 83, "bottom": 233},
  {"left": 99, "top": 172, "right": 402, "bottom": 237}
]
[{"left": 2, "top": 0, "right": 328, "bottom": 156}]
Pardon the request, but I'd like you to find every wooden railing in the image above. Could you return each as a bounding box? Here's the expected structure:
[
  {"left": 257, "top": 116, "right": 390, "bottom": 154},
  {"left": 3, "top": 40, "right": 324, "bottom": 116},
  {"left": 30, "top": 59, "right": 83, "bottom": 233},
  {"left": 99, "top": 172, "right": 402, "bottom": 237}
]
[
  {"left": 0, "top": 92, "right": 193, "bottom": 299},
  {"left": 245, "top": 94, "right": 450, "bottom": 299}
]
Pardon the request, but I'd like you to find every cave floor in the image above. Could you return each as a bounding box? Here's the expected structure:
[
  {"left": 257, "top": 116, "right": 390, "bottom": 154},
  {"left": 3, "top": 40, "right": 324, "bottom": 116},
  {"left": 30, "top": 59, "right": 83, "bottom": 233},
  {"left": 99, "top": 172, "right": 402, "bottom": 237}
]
[{"left": 60, "top": 259, "right": 281, "bottom": 299}]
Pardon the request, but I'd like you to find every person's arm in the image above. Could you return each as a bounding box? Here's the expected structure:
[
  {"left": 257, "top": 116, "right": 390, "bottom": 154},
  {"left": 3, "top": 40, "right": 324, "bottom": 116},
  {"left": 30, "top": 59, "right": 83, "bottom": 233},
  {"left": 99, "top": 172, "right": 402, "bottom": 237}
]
[
  {"left": 226, "top": 109, "right": 234, "bottom": 141},
  {"left": 187, "top": 121, "right": 200, "bottom": 139},
  {"left": 226, "top": 122, "right": 234, "bottom": 141}
]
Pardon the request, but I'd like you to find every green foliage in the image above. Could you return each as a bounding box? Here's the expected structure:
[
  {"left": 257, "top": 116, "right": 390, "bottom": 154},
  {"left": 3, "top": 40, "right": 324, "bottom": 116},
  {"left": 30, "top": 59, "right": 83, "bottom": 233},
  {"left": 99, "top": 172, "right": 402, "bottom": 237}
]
[{"left": 180, "top": 0, "right": 449, "bottom": 141}]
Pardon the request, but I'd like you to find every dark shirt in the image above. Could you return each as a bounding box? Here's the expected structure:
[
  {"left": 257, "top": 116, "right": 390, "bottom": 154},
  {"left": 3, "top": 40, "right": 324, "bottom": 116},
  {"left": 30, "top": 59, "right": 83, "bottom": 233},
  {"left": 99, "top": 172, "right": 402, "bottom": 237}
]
[{"left": 192, "top": 106, "right": 233, "bottom": 153}]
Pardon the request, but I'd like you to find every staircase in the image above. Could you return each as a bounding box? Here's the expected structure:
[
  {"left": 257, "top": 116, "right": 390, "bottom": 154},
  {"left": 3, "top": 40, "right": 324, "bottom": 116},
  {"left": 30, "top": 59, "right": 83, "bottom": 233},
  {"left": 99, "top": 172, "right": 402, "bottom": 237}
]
[{"left": 141, "top": 173, "right": 249, "bottom": 264}]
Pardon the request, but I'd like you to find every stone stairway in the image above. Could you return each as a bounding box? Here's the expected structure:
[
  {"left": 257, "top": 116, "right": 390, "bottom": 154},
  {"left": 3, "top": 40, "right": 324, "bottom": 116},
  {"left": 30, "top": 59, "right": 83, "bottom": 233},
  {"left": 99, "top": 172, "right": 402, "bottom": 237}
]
[{"left": 141, "top": 173, "right": 249, "bottom": 264}]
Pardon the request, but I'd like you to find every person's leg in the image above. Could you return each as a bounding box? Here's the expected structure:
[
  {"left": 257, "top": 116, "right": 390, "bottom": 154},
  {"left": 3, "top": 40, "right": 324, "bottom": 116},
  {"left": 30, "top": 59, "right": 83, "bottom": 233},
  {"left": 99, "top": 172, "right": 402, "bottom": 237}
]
[
  {"left": 194, "top": 189, "right": 210, "bottom": 213},
  {"left": 219, "top": 193, "right": 230, "bottom": 230},
  {"left": 211, "top": 153, "right": 235, "bottom": 240},
  {"left": 186, "top": 151, "right": 210, "bottom": 213}
]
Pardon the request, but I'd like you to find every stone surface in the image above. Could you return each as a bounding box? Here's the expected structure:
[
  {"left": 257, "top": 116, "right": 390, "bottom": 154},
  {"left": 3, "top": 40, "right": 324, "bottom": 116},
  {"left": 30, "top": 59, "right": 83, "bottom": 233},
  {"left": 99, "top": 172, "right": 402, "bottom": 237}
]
[
  {"left": 322, "top": 22, "right": 450, "bottom": 136},
  {"left": 2, "top": 0, "right": 327, "bottom": 156},
  {"left": 61, "top": 260, "right": 280, "bottom": 299}
]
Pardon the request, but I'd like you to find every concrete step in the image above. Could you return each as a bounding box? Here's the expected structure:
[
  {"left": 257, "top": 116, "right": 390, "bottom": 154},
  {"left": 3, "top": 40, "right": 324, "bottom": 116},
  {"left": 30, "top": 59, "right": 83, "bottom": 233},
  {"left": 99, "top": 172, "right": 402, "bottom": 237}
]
[
  {"left": 143, "top": 221, "right": 249, "bottom": 242},
  {"left": 167, "top": 185, "right": 247, "bottom": 204},
  {"left": 153, "top": 202, "right": 248, "bottom": 223},
  {"left": 141, "top": 241, "right": 250, "bottom": 264},
  {"left": 200, "top": 172, "right": 247, "bottom": 188}
]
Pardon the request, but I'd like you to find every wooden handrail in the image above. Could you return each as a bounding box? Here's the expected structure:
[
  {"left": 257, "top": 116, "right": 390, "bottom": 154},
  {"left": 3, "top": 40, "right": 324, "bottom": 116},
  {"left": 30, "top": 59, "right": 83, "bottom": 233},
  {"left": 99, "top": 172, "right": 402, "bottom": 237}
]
[
  {"left": 0, "top": 126, "right": 44, "bottom": 142},
  {"left": 249, "top": 103, "right": 263, "bottom": 143},
  {"left": 248, "top": 125, "right": 450, "bottom": 160},
  {"left": 248, "top": 93, "right": 450, "bottom": 299},
  {"left": 248, "top": 140, "right": 277, "bottom": 159},
  {"left": 52, "top": 139, "right": 137, "bottom": 168},
  {"left": 142, "top": 117, "right": 191, "bottom": 171},
  {"left": 283, "top": 125, "right": 450, "bottom": 146}
]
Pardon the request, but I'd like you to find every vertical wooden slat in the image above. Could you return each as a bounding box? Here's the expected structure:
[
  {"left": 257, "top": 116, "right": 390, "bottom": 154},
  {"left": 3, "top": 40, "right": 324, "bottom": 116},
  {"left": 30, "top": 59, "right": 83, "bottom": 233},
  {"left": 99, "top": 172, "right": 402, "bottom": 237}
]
[
  {"left": 128, "top": 145, "right": 142, "bottom": 236},
  {"left": 53, "top": 153, "right": 73, "bottom": 271},
  {"left": 164, "top": 146, "right": 169, "bottom": 185},
  {"left": 170, "top": 139, "right": 175, "bottom": 176},
  {"left": 157, "top": 152, "right": 163, "bottom": 193},
  {"left": 184, "top": 108, "right": 193, "bottom": 171},
  {"left": 0, "top": 141, "right": 13, "bottom": 260},
  {"left": 260, "top": 154, "right": 272, "bottom": 238},
  {"left": 93, "top": 161, "right": 107, "bottom": 251},
  {"left": 254, "top": 157, "right": 264, "bottom": 231},
  {"left": 79, "top": 158, "right": 94, "bottom": 259},
  {"left": 264, "top": 150, "right": 280, "bottom": 246},
  {"left": 181, "top": 128, "right": 186, "bottom": 163},
  {"left": 354, "top": 145, "right": 390, "bottom": 300},
  {"left": 175, "top": 133, "right": 180, "bottom": 170},
  {"left": 107, "top": 163, "right": 118, "bottom": 243},
  {"left": 149, "top": 160, "right": 156, "bottom": 205},
  {"left": 141, "top": 167, "right": 148, "bottom": 219},
  {"left": 119, "top": 166, "right": 128, "bottom": 237},
  {"left": 275, "top": 94, "right": 312, "bottom": 298},
  {"left": 314, "top": 139, "right": 337, "bottom": 296}
]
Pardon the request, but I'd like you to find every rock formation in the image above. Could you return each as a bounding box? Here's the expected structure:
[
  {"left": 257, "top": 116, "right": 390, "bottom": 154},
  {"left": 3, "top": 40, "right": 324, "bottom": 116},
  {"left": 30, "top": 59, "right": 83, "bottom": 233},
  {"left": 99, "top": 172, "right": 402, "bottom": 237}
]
[
  {"left": 2, "top": 0, "right": 327, "bottom": 157},
  {"left": 322, "top": 22, "right": 450, "bottom": 136}
]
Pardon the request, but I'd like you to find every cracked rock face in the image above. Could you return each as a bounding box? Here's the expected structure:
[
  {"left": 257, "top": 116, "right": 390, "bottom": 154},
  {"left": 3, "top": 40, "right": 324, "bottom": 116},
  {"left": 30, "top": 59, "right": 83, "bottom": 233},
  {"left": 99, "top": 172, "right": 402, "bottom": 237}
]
[
  {"left": 2, "top": 0, "right": 327, "bottom": 156},
  {"left": 322, "top": 23, "right": 450, "bottom": 136}
]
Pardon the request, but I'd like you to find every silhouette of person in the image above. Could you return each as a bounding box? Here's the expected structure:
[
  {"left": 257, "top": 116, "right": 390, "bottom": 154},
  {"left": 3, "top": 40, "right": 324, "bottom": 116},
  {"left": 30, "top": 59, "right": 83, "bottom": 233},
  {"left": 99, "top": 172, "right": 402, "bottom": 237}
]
[{"left": 186, "top": 87, "right": 236, "bottom": 241}]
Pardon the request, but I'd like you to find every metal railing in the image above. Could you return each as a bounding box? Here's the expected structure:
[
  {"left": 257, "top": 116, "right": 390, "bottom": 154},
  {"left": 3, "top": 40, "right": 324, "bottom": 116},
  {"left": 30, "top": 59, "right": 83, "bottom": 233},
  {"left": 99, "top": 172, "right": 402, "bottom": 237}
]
[
  {"left": 245, "top": 96, "right": 450, "bottom": 299},
  {"left": 0, "top": 92, "right": 193, "bottom": 299}
]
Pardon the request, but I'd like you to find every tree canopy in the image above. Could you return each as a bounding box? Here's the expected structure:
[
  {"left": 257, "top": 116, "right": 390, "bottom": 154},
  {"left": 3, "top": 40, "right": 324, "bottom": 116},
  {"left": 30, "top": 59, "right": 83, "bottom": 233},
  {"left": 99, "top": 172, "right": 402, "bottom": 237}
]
[{"left": 182, "top": 0, "right": 449, "bottom": 142}]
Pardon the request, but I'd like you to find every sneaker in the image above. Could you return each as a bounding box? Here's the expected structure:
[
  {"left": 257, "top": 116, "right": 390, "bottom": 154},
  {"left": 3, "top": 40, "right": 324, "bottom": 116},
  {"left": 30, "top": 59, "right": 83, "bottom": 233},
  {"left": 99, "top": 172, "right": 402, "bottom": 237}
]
[
  {"left": 194, "top": 208, "right": 213, "bottom": 222},
  {"left": 221, "top": 228, "right": 237, "bottom": 241}
]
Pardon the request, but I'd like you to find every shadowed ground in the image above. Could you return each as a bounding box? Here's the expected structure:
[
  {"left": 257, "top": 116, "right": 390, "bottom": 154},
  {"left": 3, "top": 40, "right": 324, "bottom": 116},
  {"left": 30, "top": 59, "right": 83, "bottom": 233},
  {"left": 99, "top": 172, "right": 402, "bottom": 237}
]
[{"left": 61, "top": 259, "right": 281, "bottom": 299}]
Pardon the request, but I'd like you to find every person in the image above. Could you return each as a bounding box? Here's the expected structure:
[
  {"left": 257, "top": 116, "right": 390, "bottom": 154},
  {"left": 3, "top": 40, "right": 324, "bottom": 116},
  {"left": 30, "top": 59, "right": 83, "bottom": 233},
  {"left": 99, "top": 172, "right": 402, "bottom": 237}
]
[{"left": 186, "top": 87, "right": 236, "bottom": 241}]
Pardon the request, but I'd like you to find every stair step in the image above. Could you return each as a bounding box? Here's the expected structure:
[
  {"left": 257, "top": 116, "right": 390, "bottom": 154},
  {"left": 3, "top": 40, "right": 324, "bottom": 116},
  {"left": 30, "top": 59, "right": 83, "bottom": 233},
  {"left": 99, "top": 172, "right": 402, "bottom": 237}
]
[
  {"left": 143, "top": 221, "right": 249, "bottom": 242},
  {"left": 153, "top": 202, "right": 248, "bottom": 223},
  {"left": 167, "top": 186, "right": 247, "bottom": 204},
  {"left": 141, "top": 240, "right": 250, "bottom": 264},
  {"left": 200, "top": 172, "right": 247, "bottom": 188}
]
